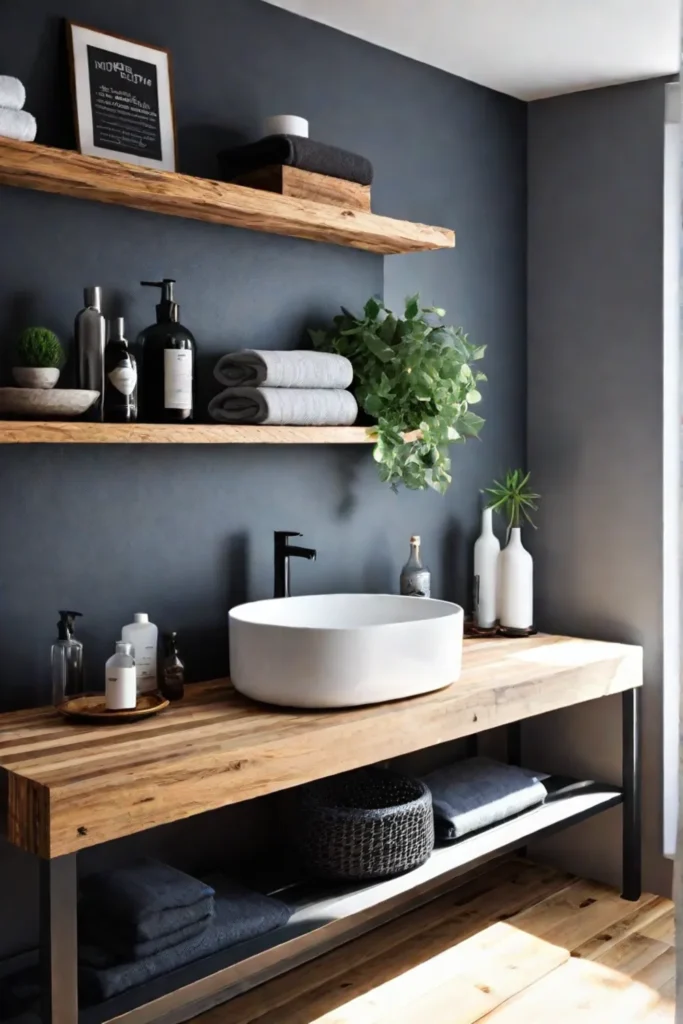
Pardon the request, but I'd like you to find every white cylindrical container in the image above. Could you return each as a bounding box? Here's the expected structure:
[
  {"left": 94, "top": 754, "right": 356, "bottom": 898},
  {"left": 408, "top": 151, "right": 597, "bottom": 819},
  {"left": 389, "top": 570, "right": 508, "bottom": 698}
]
[
  {"left": 473, "top": 507, "right": 500, "bottom": 628},
  {"left": 498, "top": 528, "right": 533, "bottom": 629},
  {"left": 263, "top": 114, "right": 309, "bottom": 137},
  {"left": 105, "top": 641, "right": 137, "bottom": 710},
  {"left": 121, "top": 613, "right": 159, "bottom": 693}
]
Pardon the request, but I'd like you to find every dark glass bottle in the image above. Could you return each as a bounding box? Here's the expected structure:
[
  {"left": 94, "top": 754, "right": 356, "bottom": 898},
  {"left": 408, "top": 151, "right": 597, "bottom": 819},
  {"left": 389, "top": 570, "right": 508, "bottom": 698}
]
[
  {"left": 138, "top": 280, "right": 196, "bottom": 423},
  {"left": 103, "top": 317, "right": 138, "bottom": 422},
  {"left": 159, "top": 632, "right": 185, "bottom": 701}
]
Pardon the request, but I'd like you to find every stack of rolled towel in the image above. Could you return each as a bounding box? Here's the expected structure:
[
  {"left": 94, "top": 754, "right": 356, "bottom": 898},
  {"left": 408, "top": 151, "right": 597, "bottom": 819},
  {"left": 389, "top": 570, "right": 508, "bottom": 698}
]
[
  {"left": 209, "top": 350, "right": 358, "bottom": 426},
  {"left": 0, "top": 76, "right": 36, "bottom": 142}
]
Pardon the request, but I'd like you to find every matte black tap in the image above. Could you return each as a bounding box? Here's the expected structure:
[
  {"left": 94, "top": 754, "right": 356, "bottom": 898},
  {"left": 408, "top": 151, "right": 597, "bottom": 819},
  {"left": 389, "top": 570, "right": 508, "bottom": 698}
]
[{"left": 274, "top": 531, "right": 317, "bottom": 598}]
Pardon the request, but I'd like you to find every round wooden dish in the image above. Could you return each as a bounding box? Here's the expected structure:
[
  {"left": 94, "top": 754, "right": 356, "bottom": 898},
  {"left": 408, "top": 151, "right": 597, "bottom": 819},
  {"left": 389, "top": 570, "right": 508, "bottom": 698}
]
[{"left": 57, "top": 692, "right": 169, "bottom": 724}]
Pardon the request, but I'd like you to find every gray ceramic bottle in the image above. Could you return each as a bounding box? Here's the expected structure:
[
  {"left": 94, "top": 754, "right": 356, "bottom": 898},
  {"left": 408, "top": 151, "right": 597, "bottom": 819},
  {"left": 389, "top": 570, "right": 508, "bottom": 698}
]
[
  {"left": 75, "top": 286, "right": 106, "bottom": 419},
  {"left": 400, "top": 535, "right": 431, "bottom": 598}
]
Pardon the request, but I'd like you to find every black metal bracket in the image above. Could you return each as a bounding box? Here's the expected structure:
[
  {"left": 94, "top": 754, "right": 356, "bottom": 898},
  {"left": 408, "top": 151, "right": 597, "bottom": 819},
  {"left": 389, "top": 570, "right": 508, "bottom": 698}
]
[{"left": 621, "top": 686, "right": 642, "bottom": 901}]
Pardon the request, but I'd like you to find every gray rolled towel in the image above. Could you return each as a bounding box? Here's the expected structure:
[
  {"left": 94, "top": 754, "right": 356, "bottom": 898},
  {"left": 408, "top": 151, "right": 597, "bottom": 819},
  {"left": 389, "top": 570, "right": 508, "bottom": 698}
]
[
  {"left": 214, "top": 350, "right": 353, "bottom": 390},
  {"left": 422, "top": 757, "right": 547, "bottom": 842},
  {"left": 209, "top": 386, "right": 358, "bottom": 426},
  {"left": 79, "top": 875, "right": 292, "bottom": 1003},
  {"left": 0, "top": 77, "right": 26, "bottom": 110},
  {"left": 0, "top": 108, "right": 36, "bottom": 142}
]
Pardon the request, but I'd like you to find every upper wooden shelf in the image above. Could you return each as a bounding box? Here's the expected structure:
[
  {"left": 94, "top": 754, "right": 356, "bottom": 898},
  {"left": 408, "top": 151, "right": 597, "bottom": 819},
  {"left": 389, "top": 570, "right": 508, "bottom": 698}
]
[
  {"left": 0, "top": 421, "right": 378, "bottom": 444},
  {"left": 0, "top": 138, "right": 455, "bottom": 255},
  {"left": 0, "top": 634, "right": 642, "bottom": 857}
]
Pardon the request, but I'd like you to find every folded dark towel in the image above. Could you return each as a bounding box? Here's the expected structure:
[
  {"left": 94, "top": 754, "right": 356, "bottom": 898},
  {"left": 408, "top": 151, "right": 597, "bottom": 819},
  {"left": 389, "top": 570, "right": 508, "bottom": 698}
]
[
  {"left": 79, "top": 875, "right": 292, "bottom": 1003},
  {"left": 79, "top": 892, "right": 215, "bottom": 950},
  {"left": 219, "top": 134, "right": 373, "bottom": 186},
  {"left": 80, "top": 912, "right": 213, "bottom": 965},
  {"left": 79, "top": 859, "right": 215, "bottom": 942}
]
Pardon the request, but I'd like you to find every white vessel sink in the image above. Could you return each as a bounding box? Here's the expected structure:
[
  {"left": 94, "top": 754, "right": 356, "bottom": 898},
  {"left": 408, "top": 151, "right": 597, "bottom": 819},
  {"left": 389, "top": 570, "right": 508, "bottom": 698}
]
[{"left": 229, "top": 593, "right": 463, "bottom": 708}]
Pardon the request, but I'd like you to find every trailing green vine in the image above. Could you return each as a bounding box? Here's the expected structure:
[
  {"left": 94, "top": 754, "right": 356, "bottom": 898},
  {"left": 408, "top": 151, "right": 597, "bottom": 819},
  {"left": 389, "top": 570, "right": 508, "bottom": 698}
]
[{"left": 310, "top": 295, "right": 486, "bottom": 493}]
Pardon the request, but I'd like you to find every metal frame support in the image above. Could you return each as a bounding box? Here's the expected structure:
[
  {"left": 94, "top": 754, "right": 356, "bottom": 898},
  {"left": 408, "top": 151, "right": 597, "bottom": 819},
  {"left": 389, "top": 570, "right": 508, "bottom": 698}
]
[
  {"left": 40, "top": 853, "right": 78, "bottom": 1024},
  {"left": 621, "top": 687, "right": 642, "bottom": 901},
  {"left": 507, "top": 721, "right": 522, "bottom": 767}
]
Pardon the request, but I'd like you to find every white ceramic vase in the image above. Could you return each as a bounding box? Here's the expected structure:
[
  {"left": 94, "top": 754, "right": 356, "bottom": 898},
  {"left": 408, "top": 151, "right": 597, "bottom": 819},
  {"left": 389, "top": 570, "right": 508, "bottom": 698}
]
[
  {"left": 12, "top": 366, "right": 60, "bottom": 389},
  {"left": 473, "top": 507, "right": 500, "bottom": 628},
  {"left": 498, "top": 527, "right": 533, "bottom": 630}
]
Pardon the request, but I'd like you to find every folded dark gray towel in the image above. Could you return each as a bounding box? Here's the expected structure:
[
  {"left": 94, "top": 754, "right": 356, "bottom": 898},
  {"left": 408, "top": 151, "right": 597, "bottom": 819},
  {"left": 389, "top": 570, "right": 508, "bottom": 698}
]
[
  {"left": 219, "top": 134, "right": 373, "bottom": 186},
  {"left": 79, "top": 892, "right": 215, "bottom": 949},
  {"left": 422, "top": 757, "right": 547, "bottom": 842},
  {"left": 79, "top": 859, "right": 215, "bottom": 942},
  {"left": 80, "top": 912, "right": 213, "bottom": 965},
  {"left": 214, "top": 350, "right": 353, "bottom": 390},
  {"left": 208, "top": 386, "right": 358, "bottom": 426},
  {"left": 79, "top": 875, "right": 292, "bottom": 1003}
]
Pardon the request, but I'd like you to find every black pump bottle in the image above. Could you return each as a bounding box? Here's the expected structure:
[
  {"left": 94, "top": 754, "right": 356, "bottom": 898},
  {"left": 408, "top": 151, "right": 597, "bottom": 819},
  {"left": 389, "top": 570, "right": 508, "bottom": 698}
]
[{"left": 138, "top": 279, "right": 197, "bottom": 422}]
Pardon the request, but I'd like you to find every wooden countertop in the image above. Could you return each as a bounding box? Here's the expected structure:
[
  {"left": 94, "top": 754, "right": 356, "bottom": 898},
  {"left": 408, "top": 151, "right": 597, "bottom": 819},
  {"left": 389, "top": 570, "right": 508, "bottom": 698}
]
[{"left": 0, "top": 635, "right": 642, "bottom": 859}]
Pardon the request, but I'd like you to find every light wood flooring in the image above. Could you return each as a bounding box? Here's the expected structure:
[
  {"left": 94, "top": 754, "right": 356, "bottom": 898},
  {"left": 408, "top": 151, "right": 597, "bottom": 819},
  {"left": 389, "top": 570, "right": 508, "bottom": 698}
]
[{"left": 193, "top": 857, "right": 675, "bottom": 1024}]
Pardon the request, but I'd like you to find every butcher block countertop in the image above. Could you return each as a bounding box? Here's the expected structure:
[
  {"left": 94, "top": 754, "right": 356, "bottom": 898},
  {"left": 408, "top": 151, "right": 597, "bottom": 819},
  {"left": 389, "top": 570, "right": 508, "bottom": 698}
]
[{"left": 0, "top": 634, "right": 642, "bottom": 858}]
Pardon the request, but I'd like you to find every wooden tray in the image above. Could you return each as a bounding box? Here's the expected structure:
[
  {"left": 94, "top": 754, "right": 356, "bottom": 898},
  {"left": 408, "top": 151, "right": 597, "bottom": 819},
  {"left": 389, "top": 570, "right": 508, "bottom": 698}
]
[
  {"left": 464, "top": 619, "right": 538, "bottom": 639},
  {"left": 57, "top": 692, "right": 169, "bottom": 724}
]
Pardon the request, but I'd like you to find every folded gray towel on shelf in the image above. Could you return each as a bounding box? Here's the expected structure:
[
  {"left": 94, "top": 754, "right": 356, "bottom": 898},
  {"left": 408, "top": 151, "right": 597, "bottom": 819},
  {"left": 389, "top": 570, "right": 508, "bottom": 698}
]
[
  {"left": 0, "top": 76, "right": 26, "bottom": 110},
  {"left": 0, "top": 107, "right": 36, "bottom": 142},
  {"left": 79, "top": 859, "right": 215, "bottom": 942},
  {"left": 79, "top": 875, "right": 292, "bottom": 1003},
  {"left": 214, "top": 350, "right": 353, "bottom": 390},
  {"left": 422, "top": 757, "right": 547, "bottom": 842},
  {"left": 218, "top": 134, "right": 373, "bottom": 186},
  {"left": 209, "top": 386, "right": 358, "bottom": 426},
  {"left": 79, "top": 912, "right": 214, "bottom": 965}
]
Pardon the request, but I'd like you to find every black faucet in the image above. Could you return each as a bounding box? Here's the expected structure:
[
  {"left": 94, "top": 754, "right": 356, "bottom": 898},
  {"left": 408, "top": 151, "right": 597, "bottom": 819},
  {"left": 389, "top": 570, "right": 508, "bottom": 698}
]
[{"left": 274, "top": 531, "right": 317, "bottom": 598}]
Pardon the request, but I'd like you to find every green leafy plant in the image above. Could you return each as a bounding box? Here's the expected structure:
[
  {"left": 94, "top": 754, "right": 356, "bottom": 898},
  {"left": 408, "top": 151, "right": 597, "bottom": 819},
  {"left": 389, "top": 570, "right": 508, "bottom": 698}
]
[
  {"left": 310, "top": 295, "right": 486, "bottom": 493},
  {"left": 484, "top": 469, "right": 540, "bottom": 537},
  {"left": 17, "top": 327, "right": 64, "bottom": 369}
]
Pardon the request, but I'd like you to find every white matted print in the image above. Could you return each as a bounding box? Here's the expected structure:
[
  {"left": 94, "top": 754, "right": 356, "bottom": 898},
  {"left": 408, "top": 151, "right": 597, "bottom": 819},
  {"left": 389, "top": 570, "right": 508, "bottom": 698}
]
[{"left": 68, "top": 22, "right": 176, "bottom": 171}]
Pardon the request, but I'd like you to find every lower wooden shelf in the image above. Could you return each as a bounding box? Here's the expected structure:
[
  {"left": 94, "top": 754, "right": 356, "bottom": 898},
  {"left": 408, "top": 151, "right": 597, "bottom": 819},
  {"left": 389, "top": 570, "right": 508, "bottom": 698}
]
[
  {"left": 79, "top": 783, "right": 621, "bottom": 1024},
  {"left": 0, "top": 421, "right": 378, "bottom": 444}
]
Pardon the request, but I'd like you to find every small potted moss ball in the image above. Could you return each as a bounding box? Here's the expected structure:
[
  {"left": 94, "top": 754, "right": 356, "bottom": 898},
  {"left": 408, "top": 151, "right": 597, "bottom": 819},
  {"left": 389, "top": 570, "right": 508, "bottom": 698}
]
[{"left": 13, "top": 328, "right": 65, "bottom": 389}]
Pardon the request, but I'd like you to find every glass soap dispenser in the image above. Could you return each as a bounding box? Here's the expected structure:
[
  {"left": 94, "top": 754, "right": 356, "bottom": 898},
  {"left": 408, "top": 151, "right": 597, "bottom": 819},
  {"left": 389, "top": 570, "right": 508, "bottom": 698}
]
[
  {"left": 400, "top": 535, "right": 431, "bottom": 598},
  {"left": 52, "top": 611, "right": 84, "bottom": 707}
]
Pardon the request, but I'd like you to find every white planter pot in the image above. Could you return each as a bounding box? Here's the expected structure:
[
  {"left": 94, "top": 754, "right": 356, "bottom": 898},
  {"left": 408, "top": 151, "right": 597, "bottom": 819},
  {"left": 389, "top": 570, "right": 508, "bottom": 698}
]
[
  {"left": 473, "top": 507, "right": 500, "bottom": 628},
  {"left": 12, "top": 367, "right": 60, "bottom": 389},
  {"left": 498, "top": 527, "right": 533, "bottom": 629}
]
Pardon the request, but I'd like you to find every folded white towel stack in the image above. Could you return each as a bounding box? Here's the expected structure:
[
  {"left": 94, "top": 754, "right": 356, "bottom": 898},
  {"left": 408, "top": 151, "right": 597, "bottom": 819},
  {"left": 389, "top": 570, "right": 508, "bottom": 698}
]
[
  {"left": 211, "top": 349, "right": 357, "bottom": 426},
  {"left": 0, "top": 75, "right": 36, "bottom": 142}
]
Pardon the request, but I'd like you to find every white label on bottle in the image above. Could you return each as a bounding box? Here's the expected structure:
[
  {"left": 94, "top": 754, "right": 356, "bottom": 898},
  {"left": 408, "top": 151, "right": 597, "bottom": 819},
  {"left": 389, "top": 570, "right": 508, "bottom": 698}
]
[
  {"left": 108, "top": 365, "right": 137, "bottom": 396},
  {"left": 164, "top": 350, "right": 193, "bottom": 409},
  {"left": 134, "top": 645, "right": 157, "bottom": 693},
  {"left": 106, "top": 666, "right": 137, "bottom": 710}
]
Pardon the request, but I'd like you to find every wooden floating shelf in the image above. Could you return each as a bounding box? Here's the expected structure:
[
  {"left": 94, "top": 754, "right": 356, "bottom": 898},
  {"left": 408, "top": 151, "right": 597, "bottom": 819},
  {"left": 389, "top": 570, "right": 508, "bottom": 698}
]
[
  {"left": 0, "top": 138, "right": 455, "bottom": 254},
  {"left": 0, "top": 421, "right": 384, "bottom": 444}
]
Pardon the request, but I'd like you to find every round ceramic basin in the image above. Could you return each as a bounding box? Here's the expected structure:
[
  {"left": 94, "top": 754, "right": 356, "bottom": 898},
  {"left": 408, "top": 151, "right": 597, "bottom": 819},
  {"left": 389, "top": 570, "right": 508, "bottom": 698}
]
[{"left": 229, "top": 593, "right": 463, "bottom": 708}]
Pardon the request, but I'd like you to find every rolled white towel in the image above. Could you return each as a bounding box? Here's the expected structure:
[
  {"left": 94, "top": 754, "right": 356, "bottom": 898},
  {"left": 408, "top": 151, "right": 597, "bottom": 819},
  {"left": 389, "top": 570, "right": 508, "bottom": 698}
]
[
  {"left": 214, "top": 350, "right": 353, "bottom": 390},
  {"left": 208, "top": 387, "right": 358, "bottom": 426},
  {"left": 0, "top": 107, "right": 36, "bottom": 142},
  {"left": 0, "top": 76, "right": 26, "bottom": 111}
]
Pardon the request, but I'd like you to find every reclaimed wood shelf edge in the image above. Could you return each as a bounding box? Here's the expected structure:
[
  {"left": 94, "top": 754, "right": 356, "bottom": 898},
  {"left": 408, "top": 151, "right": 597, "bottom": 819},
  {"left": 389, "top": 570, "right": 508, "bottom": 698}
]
[
  {"left": 0, "top": 422, "right": 382, "bottom": 444},
  {"left": 0, "top": 138, "right": 455, "bottom": 255}
]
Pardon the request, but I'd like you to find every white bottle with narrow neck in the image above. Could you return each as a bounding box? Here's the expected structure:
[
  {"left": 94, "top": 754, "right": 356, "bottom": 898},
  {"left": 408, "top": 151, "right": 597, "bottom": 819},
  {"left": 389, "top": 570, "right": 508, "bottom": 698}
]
[
  {"left": 473, "top": 507, "right": 500, "bottom": 628},
  {"left": 498, "top": 528, "right": 533, "bottom": 629},
  {"left": 105, "top": 641, "right": 137, "bottom": 710},
  {"left": 121, "top": 613, "right": 159, "bottom": 693}
]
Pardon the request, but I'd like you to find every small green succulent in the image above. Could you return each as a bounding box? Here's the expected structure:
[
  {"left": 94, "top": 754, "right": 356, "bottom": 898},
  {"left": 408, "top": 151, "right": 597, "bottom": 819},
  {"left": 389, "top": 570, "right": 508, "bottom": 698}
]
[
  {"left": 17, "top": 327, "right": 65, "bottom": 369},
  {"left": 484, "top": 469, "right": 541, "bottom": 537}
]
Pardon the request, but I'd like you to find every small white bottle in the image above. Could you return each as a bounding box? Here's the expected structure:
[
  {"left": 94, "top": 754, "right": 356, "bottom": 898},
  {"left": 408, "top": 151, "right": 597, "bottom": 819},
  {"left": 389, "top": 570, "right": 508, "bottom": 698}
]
[
  {"left": 121, "top": 613, "right": 158, "bottom": 693},
  {"left": 499, "top": 528, "right": 534, "bottom": 629},
  {"left": 105, "top": 641, "right": 137, "bottom": 710},
  {"left": 473, "top": 507, "right": 500, "bottom": 628}
]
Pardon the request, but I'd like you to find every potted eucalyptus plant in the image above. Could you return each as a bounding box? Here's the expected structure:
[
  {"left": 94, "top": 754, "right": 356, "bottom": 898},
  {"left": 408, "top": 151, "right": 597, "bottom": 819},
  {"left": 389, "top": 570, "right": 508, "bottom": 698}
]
[
  {"left": 484, "top": 469, "right": 540, "bottom": 631},
  {"left": 13, "top": 327, "right": 65, "bottom": 389},
  {"left": 310, "top": 295, "right": 486, "bottom": 494}
]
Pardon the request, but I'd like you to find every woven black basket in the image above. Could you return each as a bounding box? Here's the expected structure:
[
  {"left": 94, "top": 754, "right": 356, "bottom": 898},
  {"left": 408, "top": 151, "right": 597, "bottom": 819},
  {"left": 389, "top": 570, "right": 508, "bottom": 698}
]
[{"left": 295, "top": 767, "right": 434, "bottom": 881}]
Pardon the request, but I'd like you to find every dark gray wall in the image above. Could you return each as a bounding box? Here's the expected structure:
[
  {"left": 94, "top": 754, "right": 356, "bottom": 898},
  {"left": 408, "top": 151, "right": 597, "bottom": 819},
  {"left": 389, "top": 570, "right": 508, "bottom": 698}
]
[
  {"left": 0, "top": 0, "right": 526, "bottom": 957},
  {"left": 526, "top": 78, "right": 672, "bottom": 896}
]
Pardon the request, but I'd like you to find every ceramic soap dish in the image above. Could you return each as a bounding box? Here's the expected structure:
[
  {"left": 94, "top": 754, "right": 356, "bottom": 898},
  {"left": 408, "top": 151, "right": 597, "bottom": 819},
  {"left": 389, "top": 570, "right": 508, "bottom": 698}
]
[
  {"left": 57, "top": 692, "right": 169, "bottom": 724},
  {"left": 0, "top": 388, "right": 99, "bottom": 419}
]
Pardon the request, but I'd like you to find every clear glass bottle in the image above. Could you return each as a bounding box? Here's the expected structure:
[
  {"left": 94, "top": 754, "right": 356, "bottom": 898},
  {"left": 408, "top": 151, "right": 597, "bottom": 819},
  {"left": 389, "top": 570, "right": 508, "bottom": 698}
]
[
  {"left": 400, "top": 535, "right": 431, "bottom": 598},
  {"left": 51, "top": 611, "right": 84, "bottom": 706},
  {"left": 159, "top": 632, "right": 185, "bottom": 701}
]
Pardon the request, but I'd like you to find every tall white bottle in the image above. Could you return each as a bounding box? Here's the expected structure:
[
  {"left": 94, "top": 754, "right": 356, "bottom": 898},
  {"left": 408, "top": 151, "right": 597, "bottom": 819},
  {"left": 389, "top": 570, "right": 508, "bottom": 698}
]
[
  {"left": 498, "top": 528, "right": 533, "bottom": 629},
  {"left": 121, "top": 613, "right": 158, "bottom": 693},
  {"left": 473, "top": 507, "right": 500, "bottom": 628}
]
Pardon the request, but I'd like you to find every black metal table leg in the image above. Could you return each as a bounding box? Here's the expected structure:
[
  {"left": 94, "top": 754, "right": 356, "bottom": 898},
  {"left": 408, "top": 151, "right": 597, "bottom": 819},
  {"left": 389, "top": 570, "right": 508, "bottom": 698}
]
[
  {"left": 621, "top": 687, "right": 642, "bottom": 901},
  {"left": 40, "top": 854, "right": 78, "bottom": 1024},
  {"left": 507, "top": 721, "right": 522, "bottom": 766},
  {"left": 465, "top": 734, "right": 478, "bottom": 758}
]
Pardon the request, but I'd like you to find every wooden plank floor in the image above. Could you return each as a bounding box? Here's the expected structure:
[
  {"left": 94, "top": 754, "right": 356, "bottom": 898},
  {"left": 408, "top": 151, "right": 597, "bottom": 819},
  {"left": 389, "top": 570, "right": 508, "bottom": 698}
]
[{"left": 191, "top": 858, "right": 675, "bottom": 1024}]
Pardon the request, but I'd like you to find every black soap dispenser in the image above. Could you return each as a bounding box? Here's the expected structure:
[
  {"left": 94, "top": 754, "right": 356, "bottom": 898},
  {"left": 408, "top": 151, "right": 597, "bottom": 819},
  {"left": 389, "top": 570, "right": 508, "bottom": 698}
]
[{"left": 138, "top": 279, "right": 197, "bottom": 422}]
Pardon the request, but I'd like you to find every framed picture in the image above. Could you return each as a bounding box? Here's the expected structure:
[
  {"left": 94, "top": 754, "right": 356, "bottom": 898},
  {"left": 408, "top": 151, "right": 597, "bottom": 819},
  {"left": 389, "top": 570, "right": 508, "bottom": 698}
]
[{"left": 67, "top": 22, "right": 176, "bottom": 171}]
